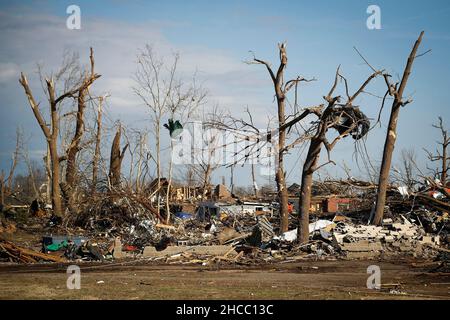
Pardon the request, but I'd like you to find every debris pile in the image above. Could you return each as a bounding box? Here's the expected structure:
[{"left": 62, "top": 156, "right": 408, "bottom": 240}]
[
  {"left": 66, "top": 193, "right": 161, "bottom": 246},
  {"left": 330, "top": 218, "right": 440, "bottom": 259},
  {"left": 0, "top": 178, "right": 448, "bottom": 265}
]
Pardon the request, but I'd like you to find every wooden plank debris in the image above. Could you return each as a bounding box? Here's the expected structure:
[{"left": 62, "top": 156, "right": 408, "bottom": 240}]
[{"left": 0, "top": 240, "right": 66, "bottom": 263}]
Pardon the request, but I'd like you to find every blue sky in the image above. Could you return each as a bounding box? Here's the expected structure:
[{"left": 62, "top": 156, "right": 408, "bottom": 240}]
[{"left": 0, "top": 0, "right": 449, "bottom": 187}]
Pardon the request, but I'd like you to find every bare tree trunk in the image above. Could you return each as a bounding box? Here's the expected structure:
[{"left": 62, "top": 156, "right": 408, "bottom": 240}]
[
  {"left": 424, "top": 117, "right": 449, "bottom": 186},
  {"left": 63, "top": 48, "right": 97, "bottom": 213},
  {"left": 251, "top": 163, "right": 258, "bottom": 198},
  {"left": 65, "top": 89, "right": 85, "bottom": 185},
  {"left": 156, "top": 119, "right": 161, "bottom": 215},
  {"left": 276, "top": 153, "right": 289, "bottom": 232},
  {"left": 202, "top": 164, "right": 211, "bottom": 200},
  {"left": 230, "top": 166, "right": 234, "bottom": 194},
  {"left": 443, "top": 131, "right": 448, "bottom": 185},
  {"left": 109, "top": 125, "right": 128, "bottom": 190},
  {"left": 92, "top": 96, "right": 103, "bottom": 194},
  {"left": 251, "top": 43, "right": 290, "bottom": 232},
  {"left": 23, "top": 148, "right": 39, "bottom": 198},
  {"left": 136, "top": 133, "right": 144, "bottom": 192},
  {"left": 0, "top": 171, "right": 5, "bottom": 209},
  {"left": 7, "top": 129, "right": 21, "bottom": 191},
  {"left": 45, "top": 146, "right": 51, "bottom": 205},
  {"left": 62, "top": 88, "right": 85, "bottom": 213},
  {"left": 276, "top": 87, "right": 289, "bottom": 232},
  {"left": 165, "top": 138, "right": 174, "bottom": 224},
  {"left": 49, "top": 132, "right": 63, "bottom": 216},
  {"left": 298, "top": 138, "right": 321, "bottom": 243},
  {"left": 19, "top": 74, "right": 60, "bottom": 213},
  {"left": 373, "top": 31, "right": 424, "bottom": 225},
  {"left": 47, "top": 79, "right": 63, "bottom": 217}
]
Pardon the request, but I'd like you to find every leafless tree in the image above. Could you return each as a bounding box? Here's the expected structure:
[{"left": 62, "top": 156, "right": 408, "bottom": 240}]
[
  {"left": 175, "top": 166, "right": 199, "bottom": 188},
  {"left": 190, "top": 108, "right": 225, "bottom": 201},
  {"left": 133, "top": 46, "right": 206, "bottom": 219},
  {"left": 247, "top": 43, "right": 315, "bottom": 232},
  {"left": 61, "top": 48, "right": 100, "bottom": 213},
  {"left": 297, "top": 66, "right": 381, "bottom": 243},
  {"left": 14, "top": 128, "right": 40, "bottom": 199},
  {"left": 393, "top": 148, "right": 419, "bottom": 191},
  {"left": 133, "top": 46, "right": 173, "bottom": 215},
  {"left": 0, "top": 171, "right": 4, "bottom": 209},
  {"left": 133, "top": 45, "right": 205, "bottom": 223},
  {"left": 19, "top": 49, "right": 100, "bottom": 216},
  {"left": 251, "top": 163, "right": 259, "bottom": 198},
  {"left": 424, "top": 116, "right": 449, "bottom": 186},
  {"left": 6, "top": 128, "right": 22, "bottom": 192},
  {"left": 373, "top": 31, "right": 425, "bottom": 225},
  {"left": 0, "top": 129, "right": 23, "bottom": 207},
  {"left": 123, "top": 129, "right": 152, "bottom": 193},
  {"left": 91, "top": 95, "right": 105, "bottom": 193},
  {"left": 164, "top": 77, "right": 205, "bottom": 223},
  {"left": 12, "top": 161, "right": 47, "bottom": 205}
]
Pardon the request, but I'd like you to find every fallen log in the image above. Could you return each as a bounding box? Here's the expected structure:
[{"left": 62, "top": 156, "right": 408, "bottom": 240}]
[
  {"left": 414, "top": 193, "right": 450, "bottom": 212},
  {"left": 155, "top": 223, "right": 176, "bottom": 230},
  {"left": 0, "top": 240, "right": 66, "bottom": 263}
]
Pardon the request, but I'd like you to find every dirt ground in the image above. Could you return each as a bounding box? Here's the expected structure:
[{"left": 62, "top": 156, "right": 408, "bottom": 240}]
[{"left": 0, "top": 259, "right": 449, "bottom": 300}]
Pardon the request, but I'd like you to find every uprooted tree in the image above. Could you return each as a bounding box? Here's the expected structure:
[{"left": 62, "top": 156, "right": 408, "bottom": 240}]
[
  {"left": 372, "top": 31, "right": 425, "bottom": 225},
  {"left": 19, "top": 48, "right": 101, "bottom": 216}
]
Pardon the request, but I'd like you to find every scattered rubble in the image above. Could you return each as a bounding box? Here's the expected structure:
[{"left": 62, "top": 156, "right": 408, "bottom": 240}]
[{"left": 0, "top": 179, "right": 448, "bottom": 265}]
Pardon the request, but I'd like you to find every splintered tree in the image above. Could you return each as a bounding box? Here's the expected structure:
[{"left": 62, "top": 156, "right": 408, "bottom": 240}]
[
  {"left": 248, "top": 43, "right": 314, "bottom": 233},
  {"left": 62, "top": 48, "right": 101, "bottom": 213},
  {"left": 424, "top": 116, "right": 449, "bottom": 186},
  {"left": 92, "top": 96, "right": 105, "bottom": 194},
  {"left": 297, "top": 66, "right": 380, "bottom": 243},
  {"left": 372, "top": 32, "right": 425, "bottom": 225},
  {"left": 109, "top": 124, "right": 129, "bottom": 190},
  {"left": 19, "top": 49, "right": 100, "bottom": 216}
]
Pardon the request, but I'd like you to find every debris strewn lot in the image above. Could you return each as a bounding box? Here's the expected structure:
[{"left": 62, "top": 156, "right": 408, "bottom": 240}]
[{"left": 1, "top": 179, "right": 449, "bottom": 299}]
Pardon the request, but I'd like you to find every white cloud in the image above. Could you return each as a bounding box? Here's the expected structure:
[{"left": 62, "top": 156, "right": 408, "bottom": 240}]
[
  {"left": 0, "top": 10, "right": 280, "bottom": 183},
  {"left": 0, "top": 12, "right": 269, "bottom": 120},
  {"left": 0, "top": 62, "right": 19, "bottom": 83}
]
